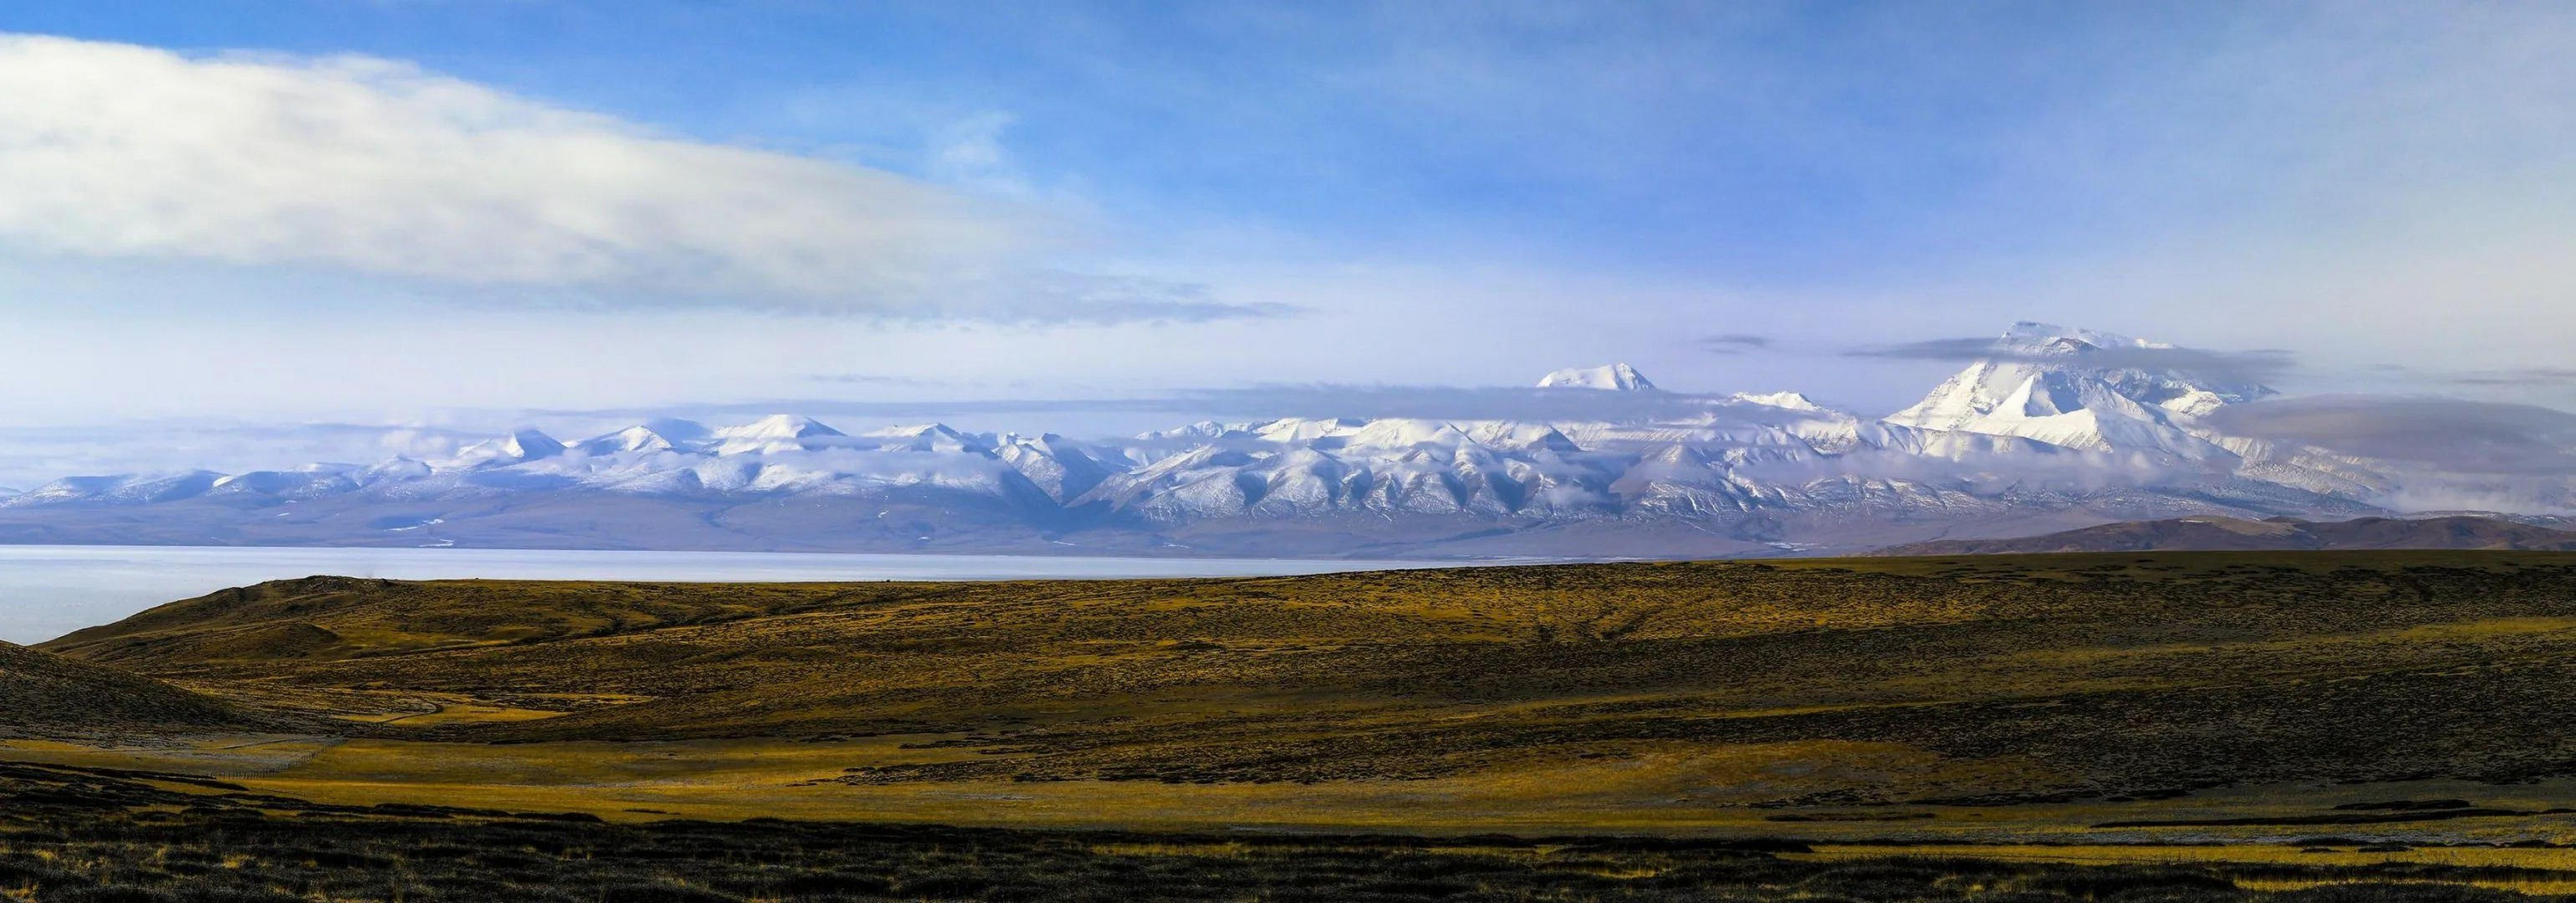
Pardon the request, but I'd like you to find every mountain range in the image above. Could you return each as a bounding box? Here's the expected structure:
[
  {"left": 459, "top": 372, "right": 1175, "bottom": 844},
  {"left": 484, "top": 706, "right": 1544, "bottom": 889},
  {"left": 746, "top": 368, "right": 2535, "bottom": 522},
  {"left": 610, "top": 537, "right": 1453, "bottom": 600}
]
[{"left": 1, "top": 322, "right": 2563, "bottom": 559}]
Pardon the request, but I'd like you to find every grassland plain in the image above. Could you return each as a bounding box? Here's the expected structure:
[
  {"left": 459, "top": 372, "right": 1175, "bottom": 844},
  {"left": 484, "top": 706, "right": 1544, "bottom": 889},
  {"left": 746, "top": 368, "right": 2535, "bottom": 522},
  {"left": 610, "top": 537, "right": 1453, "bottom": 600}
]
[
  {"left": 20, "top": 552, "right": 2576, "bottom": 899},
  {"left": 23, "top": 758, "right": 2576, "bottom": 903}
]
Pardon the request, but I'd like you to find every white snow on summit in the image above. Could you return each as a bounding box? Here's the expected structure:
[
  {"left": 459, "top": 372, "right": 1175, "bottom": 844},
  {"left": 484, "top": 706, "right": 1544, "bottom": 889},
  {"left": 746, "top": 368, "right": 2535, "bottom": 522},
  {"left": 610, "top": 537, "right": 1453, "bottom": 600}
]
[
  {"left": 1883, "top": 322, "right": 2270, "bottom": 458},
  {"left": 1727, "top": 391, "right": 1825, "bottom": 411},
  {"left": 576, "top": 425, "right": 685, "bottom": 456},
  {"left": 443, "top": 428, "right": 566, "bottom": 469},
  {"left": 1536, "top": 363, "right": 1656, "bottom": 391},
  {"left": 710, "top": 415, "right": 846, "bottom": 454}
]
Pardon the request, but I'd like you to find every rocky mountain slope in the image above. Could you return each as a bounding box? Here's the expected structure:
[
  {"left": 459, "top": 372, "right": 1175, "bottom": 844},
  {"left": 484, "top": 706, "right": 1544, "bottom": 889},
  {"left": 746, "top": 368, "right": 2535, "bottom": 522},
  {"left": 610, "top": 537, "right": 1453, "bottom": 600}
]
[
  {"left": 1878, "top": 515, "right": 2576, "bottom": 555},
  {"left": 0, "top": 323, "right": 2560, "bottom": 558}
]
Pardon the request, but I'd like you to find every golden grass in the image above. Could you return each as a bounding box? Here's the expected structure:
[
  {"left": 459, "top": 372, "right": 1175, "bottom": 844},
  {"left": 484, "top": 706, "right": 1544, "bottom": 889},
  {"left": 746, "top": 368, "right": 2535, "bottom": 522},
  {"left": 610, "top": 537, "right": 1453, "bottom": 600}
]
[
  {"left": 16, "top": 729, "right": 2576, "bottom": 850},
  {"left": 1, "top": 732, "right": 2007, "bottom": 832},
  {"left": 332, "top": 701, "right": 568, "bottom": 726},
  {"left": 0, "top": 737, "right": 338, "bottom": 775}
]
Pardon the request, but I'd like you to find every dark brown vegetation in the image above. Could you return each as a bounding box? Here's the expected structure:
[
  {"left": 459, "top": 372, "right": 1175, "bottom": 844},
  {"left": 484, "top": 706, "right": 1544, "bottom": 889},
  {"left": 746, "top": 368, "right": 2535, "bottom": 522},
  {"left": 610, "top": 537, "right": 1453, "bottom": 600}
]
[
  {"left": 2, "top": 758, "right": 2565, "bottom": 903},
  {"left": 1876, "top": 516, "right": 2576, "bottom": 556},
  {"left": 0, "top": 640, "right": 284, "bottom": 739}
]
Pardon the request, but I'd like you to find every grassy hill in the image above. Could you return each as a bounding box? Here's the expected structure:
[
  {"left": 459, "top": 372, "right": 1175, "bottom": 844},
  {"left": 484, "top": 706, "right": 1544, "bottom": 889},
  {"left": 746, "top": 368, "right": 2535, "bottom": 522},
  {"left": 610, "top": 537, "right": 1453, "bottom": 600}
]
[
  {"left": 40, "top": 552, "right": 2576, "bottom": 811},
  {"left": 0, "top": 639, "right": 284, "bottom": 737},
  {"left": 40, "top": 574, "right": 872, "bottom": 666}
]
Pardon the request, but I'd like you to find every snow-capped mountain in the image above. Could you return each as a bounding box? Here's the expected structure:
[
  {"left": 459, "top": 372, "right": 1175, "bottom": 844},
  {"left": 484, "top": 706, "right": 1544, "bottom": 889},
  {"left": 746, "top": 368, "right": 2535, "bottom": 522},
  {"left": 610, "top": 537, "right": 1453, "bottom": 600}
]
[
  {"left": 0, "top": 324, "right": 2557, "bottom": 558},
  {"left": 1883, "top": 322, "right": 2266, "bottom": 458},
  {"left": 1537, "top": 363, "right": 1656, "bottom": 391}
]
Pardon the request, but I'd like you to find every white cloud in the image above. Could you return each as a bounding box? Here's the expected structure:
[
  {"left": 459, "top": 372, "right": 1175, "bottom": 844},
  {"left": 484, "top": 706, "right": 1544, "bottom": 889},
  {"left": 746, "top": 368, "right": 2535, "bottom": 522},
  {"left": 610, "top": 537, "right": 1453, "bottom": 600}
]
[
  {"left": 928, "top": 111, "right": 1031, "bottom": 196},
  {"left": 0, "top": 34, "right": 1260, "bottom": 321}
]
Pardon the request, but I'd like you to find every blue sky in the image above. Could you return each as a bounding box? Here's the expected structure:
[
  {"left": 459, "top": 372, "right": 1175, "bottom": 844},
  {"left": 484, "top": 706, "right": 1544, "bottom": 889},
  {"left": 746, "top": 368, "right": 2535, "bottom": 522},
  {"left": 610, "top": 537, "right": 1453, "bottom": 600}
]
[
  {"left": 1, "top": 1, "right": 2574, "bottom": 478},
  {"left": 1, "top": 1, "right": 2312, "bottom": 281}
]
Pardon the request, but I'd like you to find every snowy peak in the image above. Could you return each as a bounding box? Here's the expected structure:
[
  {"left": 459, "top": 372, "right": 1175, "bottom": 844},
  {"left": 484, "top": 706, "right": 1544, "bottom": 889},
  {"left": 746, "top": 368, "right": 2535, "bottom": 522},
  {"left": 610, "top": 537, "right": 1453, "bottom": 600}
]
[
  {"left": 1993, "top": 322, "right": 2271, "bottom": 401},
  {"left": 726, "top": 414, "right": 843, "bottom": 439},
  {"left": 1253, "top": 418, "right": 1368, "bottom": 444},
  {"left": 1138, "top": 420, "right": 1239, "bottom": 443},
  {"left": 1, "top": 472, "right": 222, "bottom": 507},
  {"left": 1727, "top": 391, "right": 1825, "bottom": 412},
  {"left": 446, "top": 428, "right": 565, "bottom": 468},
  {"left": 997, "top": 432, "right": 1113, "bottom": 502},
  {"left": 1998, "top": 321, "right": 2159, "bottom": 355},
  {"left": 1537, "top": 363, "right": 1656, "bottom": 392},
  {"left": 861, "top": 423, "right": 988, "bottom": 454},
  {"left": 578, "top": 425, "right": 680, "bottom": 455},
  {"left": 507, "top": 428, "right": 568, "bottom": 458},
  {"left": 573, "top": 418, "right": 717, "bottom": 456},
  {"left": 710, "top": 415, "right": 846, "bottom": 455},
  {"left": 1884, "top": 323, "right": 2271, "bottom": 456}
]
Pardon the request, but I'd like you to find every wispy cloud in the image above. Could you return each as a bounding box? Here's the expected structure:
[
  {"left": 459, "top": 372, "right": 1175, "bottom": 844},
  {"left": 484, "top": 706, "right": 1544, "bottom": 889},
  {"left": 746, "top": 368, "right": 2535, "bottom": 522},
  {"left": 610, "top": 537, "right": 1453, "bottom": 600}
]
[
  {"left": 1164, "top": 384, "right": 1816, "bottom": 425},
  {"left": 0, "top": 34, "right": 1264, "bottom": 324},
  {"left": 1845, "top": 337, "right": 2295, "bottom": 386},
  {"left": 928, "top": 110, "right": 1031, "bottom": 197},
  {"left": 803, "top": 374, "right": 953, "bottom": 387},
  {"left": 0, "top": 419, "right": 494, "bottom": 488},
  {"left": 2203, "top": 395, "right": 2576, "bottom": 476},
  {"left": 536, "top": 384, "right": 1830, "bottom": 436},
  {"left": 1698, "top": 333, "right": 1773, "bottom": 353},
  {"left": 2446, "top": 368, "right": 2576, "bottom": 387}
]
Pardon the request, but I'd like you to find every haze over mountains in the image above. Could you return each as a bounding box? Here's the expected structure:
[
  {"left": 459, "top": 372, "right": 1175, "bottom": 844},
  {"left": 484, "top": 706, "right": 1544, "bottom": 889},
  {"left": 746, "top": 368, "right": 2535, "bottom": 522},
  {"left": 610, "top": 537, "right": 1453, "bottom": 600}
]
[{"left": 2, "top": 322, "right": 2567, "bottom": 559}]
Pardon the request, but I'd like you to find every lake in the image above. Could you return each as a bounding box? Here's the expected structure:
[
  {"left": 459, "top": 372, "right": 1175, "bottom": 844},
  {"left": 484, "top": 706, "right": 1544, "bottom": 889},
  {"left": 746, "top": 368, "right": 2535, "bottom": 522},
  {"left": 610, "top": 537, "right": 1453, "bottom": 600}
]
[{"left": 0, "top": 545, "right": 1457, "bottom": 644}]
